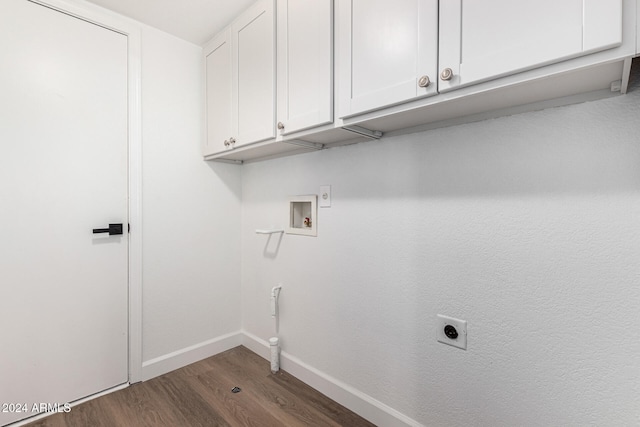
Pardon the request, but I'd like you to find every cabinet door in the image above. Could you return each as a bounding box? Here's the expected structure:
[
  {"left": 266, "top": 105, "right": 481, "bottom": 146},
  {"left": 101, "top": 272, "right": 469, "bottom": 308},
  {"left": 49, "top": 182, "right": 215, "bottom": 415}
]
[
  {"left": 232, "top": 0, "right": 276, "bottom": 147},
  {"left": 439, "top": 0, "right": 623, "bottom": 92},
  {"left": 337, "top": 0, "right": 438, "bottom": 118},
  {"left": 204, "top": 30, "right": 233, "bottom": 156},
  {"left": 277, "top": 0, "right": 333, "bottom": 135}
]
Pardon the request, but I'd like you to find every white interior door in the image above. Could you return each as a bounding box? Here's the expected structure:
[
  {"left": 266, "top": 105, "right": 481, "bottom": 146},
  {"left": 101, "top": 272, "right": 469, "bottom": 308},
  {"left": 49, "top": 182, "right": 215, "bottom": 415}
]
[{"left": 0, "top": 1, "right": 128, "bottom": 425}]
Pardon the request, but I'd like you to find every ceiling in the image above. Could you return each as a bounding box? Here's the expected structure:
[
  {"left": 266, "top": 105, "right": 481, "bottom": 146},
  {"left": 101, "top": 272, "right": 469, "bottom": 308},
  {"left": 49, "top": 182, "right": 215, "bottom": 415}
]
[{"left": 86, "top": 0, "right": 256, "bottom": 45}]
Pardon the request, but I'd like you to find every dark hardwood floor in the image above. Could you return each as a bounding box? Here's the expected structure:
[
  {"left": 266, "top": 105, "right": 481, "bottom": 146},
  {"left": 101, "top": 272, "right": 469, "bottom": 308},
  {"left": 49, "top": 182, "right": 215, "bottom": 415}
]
[{"left": 24, "top": 346, "right": 376, "bottom": 427}]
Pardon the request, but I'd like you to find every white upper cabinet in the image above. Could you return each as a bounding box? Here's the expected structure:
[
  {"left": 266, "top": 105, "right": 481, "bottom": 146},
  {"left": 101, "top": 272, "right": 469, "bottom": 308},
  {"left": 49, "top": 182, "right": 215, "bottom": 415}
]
[
  {"left": 337, "top": 0, "right": 439, "bottom": 118},
  {"left": 204, "top": 31, "right": 233, "bottom": 157},
  {"left": 277, "top": 0, "right": 333, "bottom": 135},
  {"left": 438, "top": 0, "right": 623, "bottom": 92},
  {"left": 205, "top": 0, "right": 633, "bottom": 162},
  {"left": 204, "top": 0, "right": 275, "bottom": 156},
  {"left": 232, "top": 0, "right": 276, "bottom": 148}
]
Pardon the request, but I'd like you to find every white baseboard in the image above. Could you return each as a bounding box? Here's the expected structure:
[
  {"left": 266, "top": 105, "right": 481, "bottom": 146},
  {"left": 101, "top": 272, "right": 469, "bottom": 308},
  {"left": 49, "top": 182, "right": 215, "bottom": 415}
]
[
  {"left": 141, "top": 331, "right": 242, "bottom": 381},
  {"left": 138, "top": 330, "right": 421, "bottom": 426},
  {"left": 241, "top": 331, "right": 423, "bottom": 427}
]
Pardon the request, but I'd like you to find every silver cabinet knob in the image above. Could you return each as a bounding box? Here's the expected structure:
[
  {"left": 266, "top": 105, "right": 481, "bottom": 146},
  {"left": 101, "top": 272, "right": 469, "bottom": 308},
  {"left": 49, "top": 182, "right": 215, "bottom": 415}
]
[
  {"left": 418, "top": 75, "right": 430, "bottom": 88},
  {"left": 224, "top": 139, "right": 230, "bottom": 147},
  {"left": 229, "top": 137, "right": 236, "bottom": 145},
  {"left": 440, "top": 68, "right": 453, "bottom": 81},
  {"left": 277, "top": 122, "right": 285, "bottom": 130}
]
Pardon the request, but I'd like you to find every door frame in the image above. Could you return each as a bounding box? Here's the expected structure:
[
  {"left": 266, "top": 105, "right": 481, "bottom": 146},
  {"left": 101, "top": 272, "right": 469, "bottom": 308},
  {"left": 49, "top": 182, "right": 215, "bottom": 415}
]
[{"left": 29, "top": 0, "right": 143, "bottom": 383}]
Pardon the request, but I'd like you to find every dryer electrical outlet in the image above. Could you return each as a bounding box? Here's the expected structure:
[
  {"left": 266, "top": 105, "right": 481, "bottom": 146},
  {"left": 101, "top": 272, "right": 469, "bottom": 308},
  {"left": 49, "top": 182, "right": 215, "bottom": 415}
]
[{"left": 437, "top": 314, "right": 467, "bottom": 350}]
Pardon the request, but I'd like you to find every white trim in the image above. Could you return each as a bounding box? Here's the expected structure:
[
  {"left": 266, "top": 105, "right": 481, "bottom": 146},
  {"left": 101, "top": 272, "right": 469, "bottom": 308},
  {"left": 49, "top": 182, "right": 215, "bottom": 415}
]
[
  {"left": 241, "top": 331, "right": 424, "bottom": 427},
  {"left": 126, "top": 26, "right": 143, "bottom": 384},
  {"left": 241, "top": 330, "right": 273, "bottom": 359},
  {"left": 28, "top": 0, "right": 144, "bottom": 384},
  {"left": 141, "top": 332, "right": 243, "bottom": 381}
]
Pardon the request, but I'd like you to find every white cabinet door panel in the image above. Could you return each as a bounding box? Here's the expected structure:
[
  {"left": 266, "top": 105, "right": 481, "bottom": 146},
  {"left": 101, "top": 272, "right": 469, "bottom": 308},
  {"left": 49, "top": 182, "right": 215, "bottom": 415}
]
[
  {"left": 204, "top": 31, "right": 232, "bottom": 156},
  {"left": 232, "top": 0, "right": 275, "bottom": 147},
  {"left": 277, "top": 0, "right": 333, "bottom": 135},
  {"left": 439, "top": 0, "right": 622, "bottom": 92},
  {"left": 338, "top": 0, "right": 438, "bottom": 118},
  {"left": 583, "top": 0, "right": 623, "bottom": 51}
]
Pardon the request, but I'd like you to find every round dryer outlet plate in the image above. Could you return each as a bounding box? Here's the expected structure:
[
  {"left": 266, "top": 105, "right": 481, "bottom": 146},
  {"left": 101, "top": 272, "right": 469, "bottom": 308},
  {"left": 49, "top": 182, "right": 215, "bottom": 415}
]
[{"left": 436, "top": 314, "right": 467, "bottom": 350}]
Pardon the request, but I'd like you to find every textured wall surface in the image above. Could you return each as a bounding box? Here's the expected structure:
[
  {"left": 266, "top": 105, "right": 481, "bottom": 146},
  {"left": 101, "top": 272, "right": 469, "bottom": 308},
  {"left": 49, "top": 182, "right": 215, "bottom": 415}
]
[
  {"left": 241, "top": 77, "right": 640, "bottom": 425},
  {"left": 141, "top": 27, "right": 242, "bottom": 362}
]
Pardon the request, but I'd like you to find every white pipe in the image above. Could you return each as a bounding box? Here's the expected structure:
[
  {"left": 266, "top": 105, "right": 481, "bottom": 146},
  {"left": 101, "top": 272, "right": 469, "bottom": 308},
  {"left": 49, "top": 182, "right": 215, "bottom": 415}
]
[
  {"left": 271, "top": 285, "right": 282, "bottom": 317},
  {"left": 270, "top": 285, "right": 282, "bottom": 373},
  {"left": 269, "top": 336, "right": 280, "bottom": 373}
]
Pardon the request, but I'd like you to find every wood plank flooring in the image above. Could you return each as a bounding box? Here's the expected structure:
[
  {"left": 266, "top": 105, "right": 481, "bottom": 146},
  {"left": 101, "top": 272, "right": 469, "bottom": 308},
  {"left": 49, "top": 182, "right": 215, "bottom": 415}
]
[{"left": 23, "top": 346, "right": 376, "bottom": 427}]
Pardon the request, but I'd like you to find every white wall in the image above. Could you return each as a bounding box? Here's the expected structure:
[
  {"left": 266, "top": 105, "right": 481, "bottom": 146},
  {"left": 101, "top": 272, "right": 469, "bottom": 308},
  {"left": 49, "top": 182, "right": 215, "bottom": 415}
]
[
  {"left": 140, "top": 27, "right": 242, "bottom": 368},
  {"left": 241, "top": 78, "right": 640, "bottom": 425}
]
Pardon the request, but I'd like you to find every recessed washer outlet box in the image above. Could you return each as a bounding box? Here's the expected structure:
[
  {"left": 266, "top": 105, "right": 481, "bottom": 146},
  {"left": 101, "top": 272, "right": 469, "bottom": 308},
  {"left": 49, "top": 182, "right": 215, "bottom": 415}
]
[
  {"left": 437, "top": 314, "right": 467, "bottom": 350},
  {"left": 287, "top": 195, "right": 317, "bottom": 236}
]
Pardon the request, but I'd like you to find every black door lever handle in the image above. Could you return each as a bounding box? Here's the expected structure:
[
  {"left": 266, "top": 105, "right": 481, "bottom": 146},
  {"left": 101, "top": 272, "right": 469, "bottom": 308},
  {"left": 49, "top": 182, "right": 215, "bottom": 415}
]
[{"left": 93, "top": 223, "right": 123, "bottom": 235}]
